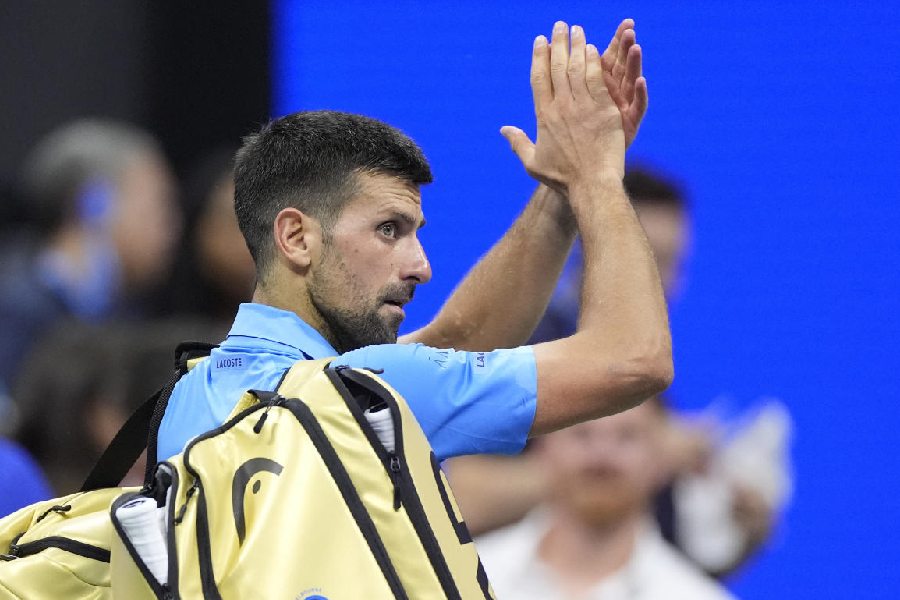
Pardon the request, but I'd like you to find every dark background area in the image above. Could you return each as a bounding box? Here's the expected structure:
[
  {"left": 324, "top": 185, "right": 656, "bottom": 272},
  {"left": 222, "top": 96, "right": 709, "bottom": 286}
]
[{"left": 0, "top": 2, "right": 270, "bottom": 221}]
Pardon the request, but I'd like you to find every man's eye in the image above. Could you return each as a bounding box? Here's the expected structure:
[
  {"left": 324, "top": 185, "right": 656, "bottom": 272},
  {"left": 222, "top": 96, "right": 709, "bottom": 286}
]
[{"left": 378, "top": 222, "right": 397, "bottom": 238}]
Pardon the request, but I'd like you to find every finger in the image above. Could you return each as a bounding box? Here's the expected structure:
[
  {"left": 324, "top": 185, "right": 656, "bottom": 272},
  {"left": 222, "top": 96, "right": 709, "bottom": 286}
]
[
  {"left": 568, "top": 25, "right": 589, "bottom": 100},
  {"left": 613, "top": 29, "right": 636, "bottom": 90},
  {"left": 530, "top": 35, "right": 552, "bottom": 115},
  {"left": 499, "top": 126, "right": 536, "bottom": 164},
  {"left": 549, "top": 21, "right": 571, "bottom": 100},
  {"left": 621, "top": 43, "right": 643, "bottom": 106},
  {"left": 601, "top": 18, "right": 634, "bottom": 73},
  {"left": 632, "top": 76, "right": 649, "bottom": 119},
  {"left": 586, "top": 43, "right": 612, "bottom": 104}
]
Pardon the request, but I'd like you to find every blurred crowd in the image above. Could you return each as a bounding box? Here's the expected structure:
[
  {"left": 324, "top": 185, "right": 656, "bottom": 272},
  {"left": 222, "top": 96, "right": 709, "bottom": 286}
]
[
  {"left": 0, "top": 119, "right": 253, "bottom": 511},
  {"left": 0, "top": 118, "right": 790, "bottom": 598}
]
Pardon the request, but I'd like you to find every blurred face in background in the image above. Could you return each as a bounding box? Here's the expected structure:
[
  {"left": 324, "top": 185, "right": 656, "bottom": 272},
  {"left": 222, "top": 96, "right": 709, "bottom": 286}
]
[
  {"left": 195, "top": 170, "right": 256, "bottom": 302},
  {"left": 540, "top": 400, "right": 670, "bottom": 528},
  {"left": 633, "top": 201, "right": 688, "bottom": 298},
  {"left": 111, "top": 152, "right": 180, "bottom": 290}
]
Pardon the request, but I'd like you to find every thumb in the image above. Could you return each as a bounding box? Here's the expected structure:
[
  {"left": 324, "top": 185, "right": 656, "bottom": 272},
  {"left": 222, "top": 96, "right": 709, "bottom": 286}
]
[{"left": 499, "top": 126, "right": 534, "bottom": 164}]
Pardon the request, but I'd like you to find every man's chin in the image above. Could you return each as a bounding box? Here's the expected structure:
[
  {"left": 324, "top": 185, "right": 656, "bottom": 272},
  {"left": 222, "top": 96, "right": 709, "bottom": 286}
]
[
  {"left": 380, "top": 306, "right": 405, "bottom": 333},
  {"left": 381, "top": 302, "right": 407, "bottom": 323}
]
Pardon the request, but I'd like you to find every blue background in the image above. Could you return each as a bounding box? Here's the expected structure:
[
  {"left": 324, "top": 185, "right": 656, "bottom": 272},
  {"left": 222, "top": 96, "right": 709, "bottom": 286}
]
[{"left": 274, "top": 1, "right": 900, "bottom": 597}]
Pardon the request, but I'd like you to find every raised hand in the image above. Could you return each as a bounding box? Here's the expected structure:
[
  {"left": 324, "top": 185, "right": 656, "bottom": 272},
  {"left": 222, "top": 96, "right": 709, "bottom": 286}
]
[
  {"left": 599, "top": 19, "right": 648, "bottom": 148},
  {"left": 501, "top": 21, "right": 627, "bottom": 194}
]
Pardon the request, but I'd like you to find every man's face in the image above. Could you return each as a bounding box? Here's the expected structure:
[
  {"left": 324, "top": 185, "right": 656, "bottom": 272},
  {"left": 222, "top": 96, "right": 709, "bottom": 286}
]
[
  {"left": 112, "top": 153, "right": 181, "bottom": 290},
  {"left": 197, "top": 171, "right": 256, "bottom": 301},
  {"left": 540, "top": 401, "right": 669, "bottom": 527},
  {"left": 632, "top": 201, "right": 688, "bottom": 296},
  {"left": 306, "top": 172, "right": 431, "bottom": 352}
]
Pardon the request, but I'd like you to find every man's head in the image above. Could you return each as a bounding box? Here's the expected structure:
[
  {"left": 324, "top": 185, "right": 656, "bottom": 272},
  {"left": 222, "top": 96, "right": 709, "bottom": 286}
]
[
  {"left": 624, "top": 167, "right": 689, "bottom": 296},
  {"left": 234, "top": 111, "right": 433, "bottom": 352},
  {"left": 22, "top": 119, "right": 179, "bottom": 291},
  {"left": 539, "top": 397, "right": 671, "bottom": 528}
]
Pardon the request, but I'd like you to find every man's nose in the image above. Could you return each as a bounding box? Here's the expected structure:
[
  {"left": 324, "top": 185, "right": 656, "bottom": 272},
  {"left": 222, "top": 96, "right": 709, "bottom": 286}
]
[{"left": 401, "top": 237, "right": 432, "bottom": 284}]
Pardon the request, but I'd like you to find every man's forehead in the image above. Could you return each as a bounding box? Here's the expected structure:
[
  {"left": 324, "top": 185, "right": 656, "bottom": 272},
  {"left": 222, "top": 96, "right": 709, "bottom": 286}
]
[{"left": 347, "top": 172, "right": 425, "bottom": 217}]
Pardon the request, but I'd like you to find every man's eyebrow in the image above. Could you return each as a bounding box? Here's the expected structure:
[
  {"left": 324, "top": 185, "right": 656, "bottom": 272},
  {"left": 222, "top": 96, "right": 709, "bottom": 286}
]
[{"left": 394, "top": 211, "right": 426, "bottom": 229}]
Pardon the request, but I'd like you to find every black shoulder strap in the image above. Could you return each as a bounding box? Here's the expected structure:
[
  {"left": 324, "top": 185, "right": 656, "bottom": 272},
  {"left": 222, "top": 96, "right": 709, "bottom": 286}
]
[{"left": 80, "top": 341, "right": 218, "bottom": 492}]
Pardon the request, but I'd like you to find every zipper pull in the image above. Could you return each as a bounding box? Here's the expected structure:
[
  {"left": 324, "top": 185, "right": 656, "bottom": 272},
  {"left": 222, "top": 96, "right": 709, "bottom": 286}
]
[
  {"left": 253, "top": 395, "right": 285, "bottom": 434},
  {"left": 174, "top": 480, "right": 200, "bottom": 525},
  {"left": 389, "top": 455, "right": 403, "bottom": 511},
  {"left": 7, "top": 533, "right": 24, "bottom": 557}
]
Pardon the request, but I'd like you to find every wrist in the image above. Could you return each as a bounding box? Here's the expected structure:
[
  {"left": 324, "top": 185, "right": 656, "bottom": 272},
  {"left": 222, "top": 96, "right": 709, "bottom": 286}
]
[
  {"left": 568, "top": 170, "right": 625, "bottom": 197},
  {"left": 533, "top": 184, "right": 576, "bottom": 234}
]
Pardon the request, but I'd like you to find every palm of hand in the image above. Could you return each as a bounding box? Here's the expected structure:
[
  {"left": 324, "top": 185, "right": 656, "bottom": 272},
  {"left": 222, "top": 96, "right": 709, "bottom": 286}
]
[{"left": 501, "top": 20, "right": 648, "bottom": 190}]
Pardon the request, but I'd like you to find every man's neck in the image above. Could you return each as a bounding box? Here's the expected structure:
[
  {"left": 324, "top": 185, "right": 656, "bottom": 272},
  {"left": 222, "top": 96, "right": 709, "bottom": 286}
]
[
  {"left": 252, "top": 283, "right": 337, "bottom": 350},
  {"left": 537, "top": 507, "right": 642, "bottom": 597}
]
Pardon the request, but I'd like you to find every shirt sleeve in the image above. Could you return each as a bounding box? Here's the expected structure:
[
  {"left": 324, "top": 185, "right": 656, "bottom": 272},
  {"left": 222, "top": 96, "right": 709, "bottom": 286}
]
[
  {"left": 335, "top": 344, "right": 537, "bottom": 461},
  {"left": 0, "top": 438, "right": 52, "bottom": 517}
]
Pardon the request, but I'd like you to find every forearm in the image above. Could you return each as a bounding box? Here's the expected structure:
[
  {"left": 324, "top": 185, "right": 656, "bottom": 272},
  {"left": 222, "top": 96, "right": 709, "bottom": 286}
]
[
  {"left": 447, "top": 455, "right": 547, "bottom": 536},
  {"left": 574, "top": 176, "right": 669, "bottom": 343},
  {"left": 403, "top": 185, "right": 575, "bottom": 350},
  {"left": 533, "top": 175, "right": 673, "bottom": 433}
]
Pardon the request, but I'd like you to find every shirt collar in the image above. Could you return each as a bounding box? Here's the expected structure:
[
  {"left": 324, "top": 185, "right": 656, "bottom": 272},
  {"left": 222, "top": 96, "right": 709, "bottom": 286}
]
[
  {"left": 509, "top": 511, "right": 656, "bottom": 598},
  {"left": 224, "top": 302, "right": 337, "bottom": 359}
]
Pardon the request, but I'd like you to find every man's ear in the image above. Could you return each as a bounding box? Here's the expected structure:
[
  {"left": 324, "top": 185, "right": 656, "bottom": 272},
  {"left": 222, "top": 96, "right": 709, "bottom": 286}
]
[{"left": 272, "top": 207, "right": 322, "bottom": 272}]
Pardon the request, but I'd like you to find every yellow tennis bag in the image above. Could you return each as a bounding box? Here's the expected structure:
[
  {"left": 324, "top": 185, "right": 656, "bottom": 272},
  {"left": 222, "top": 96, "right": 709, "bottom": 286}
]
[{"left": 0, "top": 345, "right": 495, "bottom": 599}]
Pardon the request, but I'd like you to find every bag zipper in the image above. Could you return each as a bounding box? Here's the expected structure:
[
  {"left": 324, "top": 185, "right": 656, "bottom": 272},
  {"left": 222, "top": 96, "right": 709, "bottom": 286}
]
[
  {"left": 329, "top": 367, "right": 463, "bottom": 600},
  {"left": 7, "top": 536, "right": 110, "bottom": 562},
  {"left": 329, "top": 367, "right": 404, "bottom": 510},
  {"left": 286, "top": 400, "right": 409, "bottom": 599},
  {"left": 109, "top": 463, "right": 181, "bottom": 600}
]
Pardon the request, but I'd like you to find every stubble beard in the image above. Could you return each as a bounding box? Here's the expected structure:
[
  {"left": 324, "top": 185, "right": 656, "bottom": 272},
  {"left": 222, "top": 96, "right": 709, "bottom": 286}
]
[
  {"left": 308, "top": 248, "right": 405, "bottom": 353},
  {"left": 312, "top": 293, "right": 400, "bottom": 353}
]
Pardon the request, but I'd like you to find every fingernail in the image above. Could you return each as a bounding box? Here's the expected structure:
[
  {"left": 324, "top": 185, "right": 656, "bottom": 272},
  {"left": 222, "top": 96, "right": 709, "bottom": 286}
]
[
  {"left": 554, "top": 21, "right": 566, "bottom": 33},
  {"left": 534, "top": 35, "right": 547, "bottom": 48},
  {"left": 572, "top": 25, "right": 583, "bottom": 37}
]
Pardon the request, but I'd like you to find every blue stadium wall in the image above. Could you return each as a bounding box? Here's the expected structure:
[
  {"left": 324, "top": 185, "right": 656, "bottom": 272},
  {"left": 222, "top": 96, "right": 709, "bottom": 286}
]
[{"left": 274, "top": 2, "right": 900, "bottom": 597}]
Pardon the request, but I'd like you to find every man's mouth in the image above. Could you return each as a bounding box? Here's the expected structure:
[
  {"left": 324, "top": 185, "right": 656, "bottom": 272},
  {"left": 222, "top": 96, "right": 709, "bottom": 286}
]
[
  {"left": 381, "top": 286, "right": 415, "bottom": 310},
  {"left": 383, "top": 299, "right": 407, "bottom": 316}
]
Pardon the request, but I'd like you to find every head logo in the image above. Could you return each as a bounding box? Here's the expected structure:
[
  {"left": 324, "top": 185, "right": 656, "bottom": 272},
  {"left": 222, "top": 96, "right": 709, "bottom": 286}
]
[{"left": 231, "top": 457, "right": 284, "bottom": 545}]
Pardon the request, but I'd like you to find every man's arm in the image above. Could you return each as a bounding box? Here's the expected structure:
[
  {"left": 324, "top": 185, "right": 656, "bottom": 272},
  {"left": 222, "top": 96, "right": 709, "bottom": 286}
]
[
  {"left": 401, "top": 185, "right": 574, "bottom": 350},
  {"left": 501, "top": 21, "right": 671, "bottom": 433},
  {"left": 402, "top": 19, "right": 644, "bottom": 352}
]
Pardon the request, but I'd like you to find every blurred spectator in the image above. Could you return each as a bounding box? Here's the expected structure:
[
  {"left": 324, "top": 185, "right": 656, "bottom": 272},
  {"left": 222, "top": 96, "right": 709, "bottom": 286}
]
[
  {"left": 11, "top": 319, "right": 223, "bottom": 494},
  {"left": 0, "top": 433, "right": 52, "bottom": 518},
  {"left": 159, "top": 146, "right": 255, "bottom": 323},
  {"left": 0, "top": 119, "right": 180, "bottom": 389},
  {"left": 477, "top": 397, "right": 734, "bottom": 600},
  {"left": 452, "top": 166, "right": 787, "bottom": 577}
]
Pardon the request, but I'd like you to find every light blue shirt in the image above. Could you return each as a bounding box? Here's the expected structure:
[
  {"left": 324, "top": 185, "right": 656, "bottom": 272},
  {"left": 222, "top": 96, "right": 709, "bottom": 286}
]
[{"left": 157, "top": 303, "right": 537, "bottom": 462}]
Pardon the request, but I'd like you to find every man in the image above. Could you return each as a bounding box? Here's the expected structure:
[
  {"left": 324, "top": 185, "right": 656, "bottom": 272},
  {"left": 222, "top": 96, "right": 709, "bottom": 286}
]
[
  {"left": 450, "top": 166, "right": 778, "bottom": 577},
  {"left": 158, "top": 21, "right": 671, "bottom": 483},
  {"left": 0, "top": 119, "right": 180, "bottom": 388},
  {"left": 476, "top": 398, "right": 734, "bottom": 600}
]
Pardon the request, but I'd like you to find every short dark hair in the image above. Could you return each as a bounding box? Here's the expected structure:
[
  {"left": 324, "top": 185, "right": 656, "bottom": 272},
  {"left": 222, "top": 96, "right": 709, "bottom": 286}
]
[
  {"left": 624, "top": 166, "right": 686, "bottom": 210},
  {"left": 21, "top": 119, "right": 161, "bottom": 236},
  {"left": 233, "top": 110, "right": 433, "bottom": 279}
]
